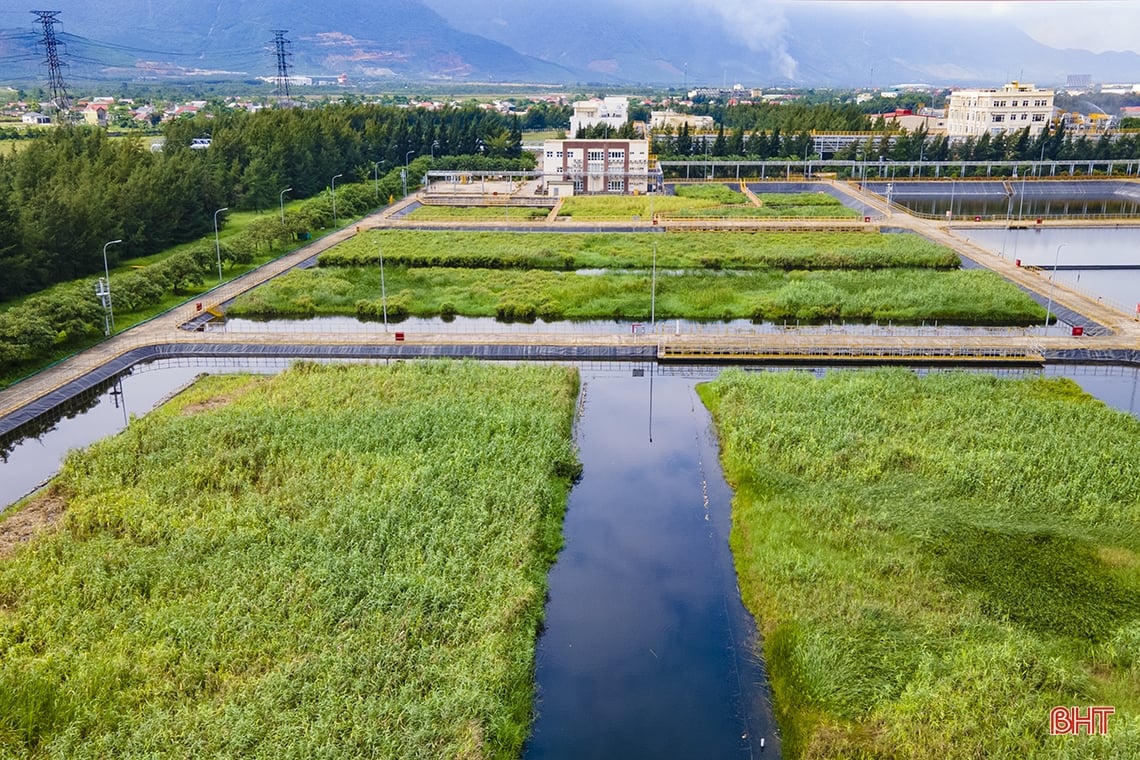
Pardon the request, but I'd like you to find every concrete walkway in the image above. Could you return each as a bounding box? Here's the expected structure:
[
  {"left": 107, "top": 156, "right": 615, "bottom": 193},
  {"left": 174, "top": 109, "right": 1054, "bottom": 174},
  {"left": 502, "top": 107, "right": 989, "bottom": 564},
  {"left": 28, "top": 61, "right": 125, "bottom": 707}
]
[{"left": 2, "top": 189, "right": 1139, "bottom": 424}]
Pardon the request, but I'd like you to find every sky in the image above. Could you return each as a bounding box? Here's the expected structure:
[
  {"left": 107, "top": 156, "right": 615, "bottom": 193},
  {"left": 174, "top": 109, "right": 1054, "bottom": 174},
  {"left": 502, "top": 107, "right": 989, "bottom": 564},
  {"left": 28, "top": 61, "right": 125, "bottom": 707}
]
[{"left": 785, "top": 1, "right": 1140, "bottom": 55}]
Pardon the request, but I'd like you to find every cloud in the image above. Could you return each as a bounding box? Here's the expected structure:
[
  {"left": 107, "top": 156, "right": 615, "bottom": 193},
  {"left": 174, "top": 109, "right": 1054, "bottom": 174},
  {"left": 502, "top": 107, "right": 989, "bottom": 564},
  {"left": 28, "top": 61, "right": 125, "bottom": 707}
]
[{"left": 704, "top": 0, "right": 799, "bottom": 79}]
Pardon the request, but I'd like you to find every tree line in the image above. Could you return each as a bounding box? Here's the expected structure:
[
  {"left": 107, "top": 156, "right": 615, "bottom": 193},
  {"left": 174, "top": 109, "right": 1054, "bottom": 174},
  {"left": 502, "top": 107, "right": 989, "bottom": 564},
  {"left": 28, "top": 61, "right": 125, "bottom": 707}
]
[{"left": 0, "top": 103, "right": 527, "bottom": 302}]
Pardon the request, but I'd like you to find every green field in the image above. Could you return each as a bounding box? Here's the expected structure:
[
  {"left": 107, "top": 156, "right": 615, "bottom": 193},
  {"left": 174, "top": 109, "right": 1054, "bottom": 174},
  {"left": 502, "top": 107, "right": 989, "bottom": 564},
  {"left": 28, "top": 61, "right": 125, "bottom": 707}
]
[
  {"left": 232, "top": 263, "right": 1043, "bottom": 325},
  {"left": 555, "top": 187, "right": 857, "bottom": 220},
  {"left": 700, "top": 369, "right": 1140, "bottom": 759},
  {"left": 405, "top": 206, "right": 551, "bottom": 221},
  {"left": 0, "top": 361, "right": 580, "bottom": 758},
  {"left": 319, "top": 230, "right": 960, "bottom": 271}
]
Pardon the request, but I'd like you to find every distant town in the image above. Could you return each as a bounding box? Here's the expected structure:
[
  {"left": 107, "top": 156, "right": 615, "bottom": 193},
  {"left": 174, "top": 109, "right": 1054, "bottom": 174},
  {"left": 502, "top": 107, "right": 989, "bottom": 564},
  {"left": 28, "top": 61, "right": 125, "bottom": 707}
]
[{"left": 4, "top": 74, "right": 1138, "bottom": 138}]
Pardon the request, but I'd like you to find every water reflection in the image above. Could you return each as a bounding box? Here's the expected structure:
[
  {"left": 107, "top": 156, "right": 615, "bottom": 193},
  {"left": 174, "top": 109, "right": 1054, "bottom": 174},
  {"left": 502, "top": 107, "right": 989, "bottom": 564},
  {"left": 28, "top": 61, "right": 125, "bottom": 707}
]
[
  {"left": 955, "top": 226, "right": 1140, "bottom": 308},
  {"left": 525, "top": 369, "right": 776, "bottom": 758},
  {"left": 869, "top": 181, "right": 1140, "bottom": 219}
]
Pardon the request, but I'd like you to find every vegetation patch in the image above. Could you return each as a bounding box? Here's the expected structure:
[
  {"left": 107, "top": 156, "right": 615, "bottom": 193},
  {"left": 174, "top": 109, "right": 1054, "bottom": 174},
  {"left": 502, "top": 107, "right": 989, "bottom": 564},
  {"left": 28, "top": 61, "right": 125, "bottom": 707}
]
[
  {"left": 700, "top": 369, "right": 1140, "bottom": 759},
  {"left": 0, "top": 361, "right": 580, "bottom": 758},
  {"left": 231, "top": 266, "right": 1042, "bottom": 325},
  {"left": 319, "top": 230, "right": 960, "bottom": 271},
  {"left": 406, "top": 205, "right": 550, "bottom": 221}
]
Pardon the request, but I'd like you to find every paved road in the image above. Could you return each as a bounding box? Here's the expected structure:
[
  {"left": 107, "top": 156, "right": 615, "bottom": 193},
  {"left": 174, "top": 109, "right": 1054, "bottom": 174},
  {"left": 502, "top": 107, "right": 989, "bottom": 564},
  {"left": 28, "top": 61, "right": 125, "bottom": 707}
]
[{"left": 2, "top": 187, "right": 1139, "bottom": 423}]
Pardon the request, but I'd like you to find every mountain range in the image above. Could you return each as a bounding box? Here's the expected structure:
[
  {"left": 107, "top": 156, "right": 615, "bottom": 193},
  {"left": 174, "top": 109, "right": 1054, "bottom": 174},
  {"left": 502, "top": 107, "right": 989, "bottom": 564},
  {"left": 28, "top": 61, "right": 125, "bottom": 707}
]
[{"left": 1, "top": 1, "right": 1138, "bottom": 88}]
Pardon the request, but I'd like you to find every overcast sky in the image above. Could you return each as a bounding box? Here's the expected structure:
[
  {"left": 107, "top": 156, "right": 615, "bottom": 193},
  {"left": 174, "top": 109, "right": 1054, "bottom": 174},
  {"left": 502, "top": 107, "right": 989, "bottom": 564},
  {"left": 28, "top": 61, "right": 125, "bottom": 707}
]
[{"left": 788, "top": 1, "right": 1140, "bottom": 55}]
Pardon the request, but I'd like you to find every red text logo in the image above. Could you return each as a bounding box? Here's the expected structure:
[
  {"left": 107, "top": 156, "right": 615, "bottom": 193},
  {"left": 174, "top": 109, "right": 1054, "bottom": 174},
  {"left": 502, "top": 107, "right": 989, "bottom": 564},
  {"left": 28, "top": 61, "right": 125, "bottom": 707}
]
[{"left": 1050, "top": 706, "right": 1114, "bottom": 736}]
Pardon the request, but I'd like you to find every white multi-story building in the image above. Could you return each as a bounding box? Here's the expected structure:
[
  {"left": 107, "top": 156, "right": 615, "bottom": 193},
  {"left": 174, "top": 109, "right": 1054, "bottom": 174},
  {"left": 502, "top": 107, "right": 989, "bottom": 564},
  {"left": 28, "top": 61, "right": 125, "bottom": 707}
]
[
  {"left": 945, "top": 82, "right": 1054, "bottom": 138},
  {"left": 569, "top": 97, "right": 629, "bottom": 135},
  {"left": 542, "top": 138, "right": 651, "bottom": 195},
  {"left": 649, "top": 109, "right": 715, "bottom": 132}
]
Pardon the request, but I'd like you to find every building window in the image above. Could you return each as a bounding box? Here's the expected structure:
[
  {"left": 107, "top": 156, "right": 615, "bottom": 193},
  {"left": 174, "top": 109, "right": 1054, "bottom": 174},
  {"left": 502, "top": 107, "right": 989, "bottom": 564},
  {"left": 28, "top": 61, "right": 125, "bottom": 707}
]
[
  {"left": 992, "top": 114, "right": 1004, "bottom": 122},
  {"left": 587, "top": 150, "right": 604, "bottom": 161},
  {"left": 608, "top": 150, "right": 625, "bottom": 159},
  {"left": 607, "top": 179, "right": 625, "bottom": 192},
  {"left": 1032, "top": 113, "right": 1045, "bottom": 122},
  {"left": 557, "top": 151, "right": 564, "bottom": 158},
  {"left": 1021, "top": 113, "right": 1028, "bottom": 120},
  {"left": 573, "top": 179, "right": 583, "bottom": 191}
]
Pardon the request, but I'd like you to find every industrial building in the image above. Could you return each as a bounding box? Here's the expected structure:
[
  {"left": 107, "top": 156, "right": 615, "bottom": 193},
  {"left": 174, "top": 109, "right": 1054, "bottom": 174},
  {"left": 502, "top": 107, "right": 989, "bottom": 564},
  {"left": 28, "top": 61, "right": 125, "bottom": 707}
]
[{"left": 541, "top": 138, "right": 651, "bottom": 195}]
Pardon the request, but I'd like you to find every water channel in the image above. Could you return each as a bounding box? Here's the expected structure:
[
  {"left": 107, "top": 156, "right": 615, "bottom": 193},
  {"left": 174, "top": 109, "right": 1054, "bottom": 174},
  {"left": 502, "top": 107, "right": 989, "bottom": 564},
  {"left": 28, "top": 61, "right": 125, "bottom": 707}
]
[
  {"left": 3, "top": 357, "right": 1140, "bottom": 758},
  {"left": 4, "top": 208, "right": 1140, "bottom": 754}
]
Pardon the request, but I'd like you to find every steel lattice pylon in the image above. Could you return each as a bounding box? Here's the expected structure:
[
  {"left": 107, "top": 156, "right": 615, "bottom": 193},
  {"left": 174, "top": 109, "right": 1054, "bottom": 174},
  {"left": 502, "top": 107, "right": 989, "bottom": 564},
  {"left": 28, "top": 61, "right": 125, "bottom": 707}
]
[
  {"left": 33, "top": 10, "right": 70, "bottom": 118},
  {"left": 272, "top": 30, "right": 292, "bottom": 103}
]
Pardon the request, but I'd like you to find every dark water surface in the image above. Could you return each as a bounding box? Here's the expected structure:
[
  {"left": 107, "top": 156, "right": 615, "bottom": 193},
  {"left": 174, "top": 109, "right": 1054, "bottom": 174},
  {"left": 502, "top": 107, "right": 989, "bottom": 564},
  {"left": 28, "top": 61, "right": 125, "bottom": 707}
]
[
  {"left": 524, "top": 368, "right": 776, "bottom": 758},
  {"left": 3, "top": 359, "right": 1140, "bottom": 760}
]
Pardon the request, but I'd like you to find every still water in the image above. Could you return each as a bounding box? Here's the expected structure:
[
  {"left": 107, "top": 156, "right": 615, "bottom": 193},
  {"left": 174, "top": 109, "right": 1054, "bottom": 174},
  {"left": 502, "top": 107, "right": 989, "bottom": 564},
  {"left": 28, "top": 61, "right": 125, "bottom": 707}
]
[
  {"left": 3, "top": 359, "right": 1140, "bottom": 759},
  {"left": 0, "top": 358, "right": 780, "bottom": 757},
  {"left": 525, "top": 368, "right": 775, "bottom": 758},
  {"left": 873, "top": 181, "right": 1140, "bottom": 220},
  {"left": 952, "top": 226, "right": 1140, "bottom": 310}
]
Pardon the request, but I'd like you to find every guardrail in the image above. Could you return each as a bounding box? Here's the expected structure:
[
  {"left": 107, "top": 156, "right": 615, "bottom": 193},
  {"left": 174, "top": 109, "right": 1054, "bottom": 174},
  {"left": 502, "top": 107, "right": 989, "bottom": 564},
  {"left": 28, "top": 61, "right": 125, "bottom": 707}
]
[{"left": 656, "top": 340, "right": 1046, "bottom": 364}]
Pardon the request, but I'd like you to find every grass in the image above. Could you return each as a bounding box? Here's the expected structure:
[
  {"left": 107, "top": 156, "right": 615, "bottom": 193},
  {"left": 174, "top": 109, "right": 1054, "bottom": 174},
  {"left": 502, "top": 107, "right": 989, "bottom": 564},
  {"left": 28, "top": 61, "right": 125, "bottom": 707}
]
[
  {"left": 0, "top": 202, "right": 361, "bottom": 389},
  {"left": 556, "top": 189, "right": 857, "bottom": 220},
  {"left": 406, "top": 206, "right": 551, "bottom": 222},
  {"left": 320, "top": 230, "right": 961, "bottom": 271},
  {"left": 0, "top": 361, "right": 580, "bottom": 758},
  {"left": 700, "top": 369, "right": 1140, "bottom": 759},
  {"left": 230, "top": 266, "right": 1044, "bottom": 325}
]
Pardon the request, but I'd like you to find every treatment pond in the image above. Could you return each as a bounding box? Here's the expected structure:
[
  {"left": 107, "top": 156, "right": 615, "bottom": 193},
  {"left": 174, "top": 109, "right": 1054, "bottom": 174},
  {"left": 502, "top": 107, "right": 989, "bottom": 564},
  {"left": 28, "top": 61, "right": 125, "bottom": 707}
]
[{"left": 4, "top": 360, "right": 1140, "bottom": 757}]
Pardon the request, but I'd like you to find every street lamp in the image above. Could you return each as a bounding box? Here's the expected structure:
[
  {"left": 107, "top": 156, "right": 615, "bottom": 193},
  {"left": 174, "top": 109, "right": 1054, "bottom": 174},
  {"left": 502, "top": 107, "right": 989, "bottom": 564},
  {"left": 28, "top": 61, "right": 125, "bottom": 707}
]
[
  {"left": 100, "top": 239, "right": 122, "bottom": 336},
  {"left": 1043, "top": 243, "right": 1067, "bottom": 334},
  {"left": 403, "top": 150, "right": 415, "bottom": 198},
  {"left": 331, "top": 173, "right": 343, "bottom": 226},
  {"left": 650, "top": 241, "right": 657, "bottom": 327},
  {"left": 279, "top": 187, "right": 291, "bottom": 224},
  {"left": 378, "top": 237, "right": 388, "bottom": 331},
  {"left": 213, "top": 208, "right": 228, "bottom": 284}
]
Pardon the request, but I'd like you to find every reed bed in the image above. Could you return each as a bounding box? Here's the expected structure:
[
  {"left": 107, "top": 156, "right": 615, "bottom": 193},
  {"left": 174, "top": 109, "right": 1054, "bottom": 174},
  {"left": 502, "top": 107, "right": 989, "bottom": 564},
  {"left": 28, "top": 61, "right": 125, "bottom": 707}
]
[
  {"left": 231, "top": 267, "right": 1043, "bottom": 325},
  {"left": 0, "top": 361, "right": 580, "bottom": 759},
  {"left": 319, "top": 231, "right": 960, "bottom": 272},
  {"left": 700, "top": 369, "right": 1140, "bottom": 759}
]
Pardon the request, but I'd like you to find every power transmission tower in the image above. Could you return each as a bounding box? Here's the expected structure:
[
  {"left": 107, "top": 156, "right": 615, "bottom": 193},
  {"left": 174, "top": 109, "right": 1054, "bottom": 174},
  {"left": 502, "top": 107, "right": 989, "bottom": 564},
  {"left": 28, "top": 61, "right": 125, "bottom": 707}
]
[
  {"left": 33, "top": 10, "right": 71, "bottom": 119},
  {"left": 272, "top": 30, "right": 293, "bottom": 104}
]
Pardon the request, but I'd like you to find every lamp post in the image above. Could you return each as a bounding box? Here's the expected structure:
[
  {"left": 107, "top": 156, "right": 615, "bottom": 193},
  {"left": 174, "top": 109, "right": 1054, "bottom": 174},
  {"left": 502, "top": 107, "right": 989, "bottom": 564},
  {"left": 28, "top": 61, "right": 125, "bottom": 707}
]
[
  {"left": 1044, "top": 243, "right": 1066, "bottom": 334},
  {"left": 378, "top": 237, "right": 388, "bottom": 331},
  {"left": 213, "top": 208, "right": 227, "bottom": 284},
  {"left": 650, "top": 241, "right": 657, "bottom": 327},
  {"left": 279, "top": 187, "right": 291, "bottom": 224},
  {"left": 403, "top": 150, "right": 414, "bottom": 198},
  {"left": 331, "top": 174, "right": 343, "bottom": 226},
  {"left": 100, "top": 239, "right": 122, "bottom": 336}
]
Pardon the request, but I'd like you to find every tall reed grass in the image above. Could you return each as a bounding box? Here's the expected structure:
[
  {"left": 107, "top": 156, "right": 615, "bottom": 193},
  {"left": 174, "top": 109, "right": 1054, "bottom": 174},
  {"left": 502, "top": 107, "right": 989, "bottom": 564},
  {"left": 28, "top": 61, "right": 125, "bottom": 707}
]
[
  {"left": 0, "top": 361, "right": 580, "bottom": 758},
  {"left": 701, "top": 369, "right": 1140, "bottom": 759}
]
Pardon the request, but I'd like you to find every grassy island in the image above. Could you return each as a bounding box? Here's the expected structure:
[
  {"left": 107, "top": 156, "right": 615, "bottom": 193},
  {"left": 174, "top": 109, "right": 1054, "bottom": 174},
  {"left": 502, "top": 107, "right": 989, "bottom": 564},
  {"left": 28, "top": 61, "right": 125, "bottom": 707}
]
[
  {"left": 228, "top": 230, "right": 1043, "bottom": 326},
  {"left": 701, "top": 369, "right": 1140, "bottom": 759},
  {"left": 0, "top": 361, "right": 580, "bottom": 759}
]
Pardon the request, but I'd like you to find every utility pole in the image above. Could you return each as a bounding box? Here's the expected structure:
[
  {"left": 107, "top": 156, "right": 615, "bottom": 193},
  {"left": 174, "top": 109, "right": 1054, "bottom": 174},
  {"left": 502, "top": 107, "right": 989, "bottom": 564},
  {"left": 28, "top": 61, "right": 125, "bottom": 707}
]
[
  {"left": 33, "top": 11, "right": 70, "bottom": 120},
  {"left": 271, "top": 30, "right": 292, "bottom": 105}
]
